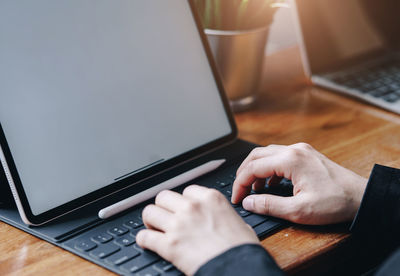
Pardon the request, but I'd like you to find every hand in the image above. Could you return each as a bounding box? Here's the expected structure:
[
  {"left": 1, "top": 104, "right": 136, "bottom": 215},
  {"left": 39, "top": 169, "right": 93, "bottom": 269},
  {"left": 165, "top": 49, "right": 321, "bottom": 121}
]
[
  {"left": 136, "top": 185, "right": 259, "bottom": 276},
  {"left": 232, "top": 143, "right": 368, "bottom": 225}
]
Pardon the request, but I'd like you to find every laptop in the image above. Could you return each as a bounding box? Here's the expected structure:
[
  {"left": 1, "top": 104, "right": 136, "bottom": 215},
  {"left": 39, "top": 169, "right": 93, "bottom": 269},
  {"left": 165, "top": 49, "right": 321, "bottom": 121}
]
[
  {"left": 291, "top": 0, "right": 400, "bottom": 114},
  {"left": 0, "top": 1, "right": 285, "bottom": 275}
]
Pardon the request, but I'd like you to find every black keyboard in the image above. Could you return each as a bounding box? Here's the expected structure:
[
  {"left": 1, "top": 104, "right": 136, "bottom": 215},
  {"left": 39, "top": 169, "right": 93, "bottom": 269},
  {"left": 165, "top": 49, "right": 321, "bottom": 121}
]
[
  {"left": 64, "top": 164, "right": 285, "bottom": 275},
  {"left": 329, "top": 60, "right": 400, "bottom": 103}
]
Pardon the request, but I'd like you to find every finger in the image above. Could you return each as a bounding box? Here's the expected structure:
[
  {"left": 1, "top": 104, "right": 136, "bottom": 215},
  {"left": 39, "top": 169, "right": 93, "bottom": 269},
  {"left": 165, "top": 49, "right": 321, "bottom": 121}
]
[
  {"left": 183, "top": 185, "right": 228, "bottom": 205},
  {"left": 236, "top": 145, "right": 286, "bottom": 176},
  {"left": 242, "top": 194, "right": 299, "bottom": 221},
  {"left": 182, "top": 184, "right": 212, "bottom": 200},
  {"left": 136, "top": 229, "right": 167, "bottom": 257},
  {"left": 155, "top": 190, "right": 188, "bottom": 213},
  {"left": 232, "top": 157, "right": 288, "bottom": 204},
  {"left": 142, "top": 204, "right": 174, "bottom": 232}
]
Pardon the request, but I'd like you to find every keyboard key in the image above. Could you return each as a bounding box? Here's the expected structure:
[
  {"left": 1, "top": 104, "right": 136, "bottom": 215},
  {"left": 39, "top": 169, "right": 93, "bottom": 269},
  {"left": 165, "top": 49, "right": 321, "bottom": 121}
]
[
  {"left": 280, "top": 178, "right": 293, "bottom": 185},
  {"left": 153, "top": 260, "right": 175, "bottom": 272},
  {"left": 133, "top": 244, "right": 160, "bottom": 262},
  {"left": 163, "top": 269, "right": 183, "bottom": 276},
  {"left": 235, "top": 207, "right": 250, "bottom": 217},
  {"left": 74, "top": 239, "right": 97, "bottom": 252},
  {"left": 108, "top": 226, "right": 129, "bottom": 236},
  {"left": 383, "top": 93, "right": 400, "bottom": 103},
  {"left": 106, "top": 248, "right": 140, "bottom": 265},
  {"left": 115, "top": 235, "right": 135, "bottom": 246},
  {"left": 120, "top": 251, "right": 160, "bottom": 273},
  {"left": 381, "top": 77, "right": 394, "bottom": 85},
  {"left": 134, "top": 265, "right": 161, "bottom": 276},
  {"left": 92, "top": 233, "right": 113, "bottom": 244},
  {"left": 131, "top": 226, "right": 146, "bottom": 237},
  {"left": 124, "top": 218, "right": 144, "bottom": 229},
  {"left": 253, "top": 220, "right": 282, "bottom": 237},
  {"left": 243, "top": 214, "right": 268, "bottom": 227},
  {"left": 362, "top": 80, "right": 382, "bottom": 92},
  {"left": 64, "top": 163, "right": 286, "bottom": 276},
  {"left": 221, "top": 188, "right": 232, "bottom": 199},
  {"left": 90, "top": 243, "right": 120, "bottom": 259},
  {"left": 216, "top": 181, "right": 230, "bottom": 189},
  {"left": 389, "top": 83, "right": 400, "bottom": 90},
  {"left": 342, "top": 80, "right": 359, "bottom": 88},
  {"left": 369, "top": 87, "right": 393, "bottom": 97}
]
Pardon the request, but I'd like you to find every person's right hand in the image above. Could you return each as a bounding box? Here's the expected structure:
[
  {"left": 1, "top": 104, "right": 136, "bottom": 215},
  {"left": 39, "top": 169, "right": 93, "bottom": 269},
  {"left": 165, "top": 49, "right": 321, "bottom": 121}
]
[{"left": 231, "top": 143, "right": 368, "bottom": 225}]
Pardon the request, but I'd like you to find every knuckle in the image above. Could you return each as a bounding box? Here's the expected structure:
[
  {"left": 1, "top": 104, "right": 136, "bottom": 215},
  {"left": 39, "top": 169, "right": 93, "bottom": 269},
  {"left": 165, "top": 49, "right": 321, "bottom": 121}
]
[
  {"left": 182, "top": 185, "right": 191, "bottom": 195},
  {"left": 255, "top": 196, "right": 269, "bottom": 214},
  {"left": 206, "top": 188, "right": 223, "bottom": 201},
  {"left": 247, "top": 160, "right": 257, "bottom": 173},
  {"left": 266, "top": 144, "right": 278, "bottom": 150},
  {"left": 167, "top": 234, "right": 180, "bottom": 248},
  {"left": 183, "top": 200, "right": 201, "bottom": 213},
  {"left": 263, "top": 197, "right": 270, "bottom": 214},
  {"left": 284, "top": 149, "right": 299, "bottom": 162},
  {"left": 155, "top": 190, "right": 169, "bottom": 203},
  {"left": 249, "top": 147, "right": 267, "bottom": 160},
  {"left": 142, "top": 204, "right": 155, "bottom": 220},
  {"left": 294, "top": 142, "right": 313, "bottom": 151},
  {"left": 182, "top": 184, "right": 196, "bottom": 195},
  {"left": 285, "top": 148, "right": 305, "bottom": 162},
  {"left": 250, "top": 147, "right": 264, "bottom": 157}
]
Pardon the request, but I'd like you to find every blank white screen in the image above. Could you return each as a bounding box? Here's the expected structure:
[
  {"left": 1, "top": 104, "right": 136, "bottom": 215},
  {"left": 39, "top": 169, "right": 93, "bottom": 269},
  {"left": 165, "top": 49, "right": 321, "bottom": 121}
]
[{"left": 0, "top": 0, "right": 232, "bottom": 215}]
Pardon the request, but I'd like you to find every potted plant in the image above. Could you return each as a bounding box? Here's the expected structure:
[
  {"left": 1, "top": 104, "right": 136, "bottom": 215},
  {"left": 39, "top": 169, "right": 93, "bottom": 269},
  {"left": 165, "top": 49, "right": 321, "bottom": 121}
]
[{"left": 194, "top": 0, "right": 287, "bottom": 112}]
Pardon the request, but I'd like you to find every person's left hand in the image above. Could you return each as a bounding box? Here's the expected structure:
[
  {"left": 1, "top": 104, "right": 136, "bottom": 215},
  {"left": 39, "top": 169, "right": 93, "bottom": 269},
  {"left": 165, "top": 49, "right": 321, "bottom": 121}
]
[{"left": 136, "top": 185, "right": 259, "bottom": 276}]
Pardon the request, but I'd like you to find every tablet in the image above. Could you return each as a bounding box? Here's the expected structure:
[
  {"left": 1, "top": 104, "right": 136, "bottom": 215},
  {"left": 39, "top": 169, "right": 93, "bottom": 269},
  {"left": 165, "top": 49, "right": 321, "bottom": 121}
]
[{"left": 0, "top": 0, "right": 236, "bottom": 225}]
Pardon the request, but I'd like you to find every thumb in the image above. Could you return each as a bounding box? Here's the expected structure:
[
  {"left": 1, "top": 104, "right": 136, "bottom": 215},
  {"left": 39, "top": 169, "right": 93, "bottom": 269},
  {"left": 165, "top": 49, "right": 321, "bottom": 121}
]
[{"left": 242, "top": 194, "right": 298, "bottom": 221}]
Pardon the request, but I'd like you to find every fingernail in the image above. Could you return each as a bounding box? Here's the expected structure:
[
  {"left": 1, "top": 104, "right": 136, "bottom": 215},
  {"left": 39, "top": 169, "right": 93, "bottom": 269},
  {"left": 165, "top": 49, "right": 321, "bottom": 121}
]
[{"left": 242, "top": 197, "right": 254, "bottom": 211}]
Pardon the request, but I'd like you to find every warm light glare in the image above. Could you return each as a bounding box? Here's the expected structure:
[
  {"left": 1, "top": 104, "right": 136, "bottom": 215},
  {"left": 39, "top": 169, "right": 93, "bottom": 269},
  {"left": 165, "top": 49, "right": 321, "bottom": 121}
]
[{"left": 271, "top": 3, "right": 289, "bottom": 8}]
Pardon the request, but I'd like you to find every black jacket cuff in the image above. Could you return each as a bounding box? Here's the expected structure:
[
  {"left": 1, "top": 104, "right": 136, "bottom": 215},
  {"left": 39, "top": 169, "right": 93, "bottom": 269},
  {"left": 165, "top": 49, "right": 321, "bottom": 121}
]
[
  {"left": 350, "top": 164, "right": 400, "bottom": 251},
  {"left": 194, "top": 244, "right": 284, "bottom": 276}
]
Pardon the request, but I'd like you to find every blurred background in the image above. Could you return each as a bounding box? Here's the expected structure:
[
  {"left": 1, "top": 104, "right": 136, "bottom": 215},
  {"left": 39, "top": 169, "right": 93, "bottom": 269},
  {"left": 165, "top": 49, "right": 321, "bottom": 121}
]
[{"left": 265, "top": 7, "right": 297, "bottom": 55}]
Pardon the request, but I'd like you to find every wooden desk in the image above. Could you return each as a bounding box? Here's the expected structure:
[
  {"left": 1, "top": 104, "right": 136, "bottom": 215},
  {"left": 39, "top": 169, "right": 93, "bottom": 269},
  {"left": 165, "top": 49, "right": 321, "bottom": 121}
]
[{"left": 1, "top": 47, "right": 400, "bottom": 275}]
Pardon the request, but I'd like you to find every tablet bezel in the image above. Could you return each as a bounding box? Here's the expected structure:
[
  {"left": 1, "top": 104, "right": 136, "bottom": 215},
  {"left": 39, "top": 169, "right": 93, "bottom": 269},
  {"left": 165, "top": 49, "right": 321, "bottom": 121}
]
[{"left": 0, "top": 0, "right": 237, "bottom": 225}]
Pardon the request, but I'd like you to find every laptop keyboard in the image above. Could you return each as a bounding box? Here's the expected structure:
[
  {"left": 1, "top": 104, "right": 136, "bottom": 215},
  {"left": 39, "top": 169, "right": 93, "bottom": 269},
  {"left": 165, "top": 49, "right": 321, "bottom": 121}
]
[
  {"left": 329, "top": 60, "right": 400, "bottom": 103},
  {"left": 64, "top": 165, "right": 285, "bottom": 275}
]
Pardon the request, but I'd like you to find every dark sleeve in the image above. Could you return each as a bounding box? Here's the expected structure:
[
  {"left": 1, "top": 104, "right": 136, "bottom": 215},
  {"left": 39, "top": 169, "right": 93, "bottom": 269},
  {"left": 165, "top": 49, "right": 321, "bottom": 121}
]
[
  {"left": 194, "top": 244, "right": 285, "bottom": 276},
  {"left": 350, "top": 164, "right": 400, "bottom": 275},
  {"left": 350, "top": 164, "right": 400, "bottom": 253},
  {"left": 375, "top": 248, "right": 400, "bottom": 275}
]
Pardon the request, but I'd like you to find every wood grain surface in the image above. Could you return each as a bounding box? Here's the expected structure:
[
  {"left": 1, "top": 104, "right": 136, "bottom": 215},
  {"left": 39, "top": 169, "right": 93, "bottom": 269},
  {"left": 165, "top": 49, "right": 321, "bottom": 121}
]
[{"left": 1, "top": 47, "right": 399, "bottom": 275}]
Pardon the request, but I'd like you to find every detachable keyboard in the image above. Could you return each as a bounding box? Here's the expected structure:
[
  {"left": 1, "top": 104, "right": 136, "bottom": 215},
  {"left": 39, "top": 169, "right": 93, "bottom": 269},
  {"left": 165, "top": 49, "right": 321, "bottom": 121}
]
[{"left": 63, "top": 164, "right": 286, "bottom": 276}]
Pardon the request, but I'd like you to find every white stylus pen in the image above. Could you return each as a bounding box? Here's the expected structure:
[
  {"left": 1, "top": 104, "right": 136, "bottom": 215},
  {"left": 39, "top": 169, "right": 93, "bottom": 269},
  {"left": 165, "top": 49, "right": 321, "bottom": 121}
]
[{"left": 98, "top": 159, "right": 226, "bottom": 219}]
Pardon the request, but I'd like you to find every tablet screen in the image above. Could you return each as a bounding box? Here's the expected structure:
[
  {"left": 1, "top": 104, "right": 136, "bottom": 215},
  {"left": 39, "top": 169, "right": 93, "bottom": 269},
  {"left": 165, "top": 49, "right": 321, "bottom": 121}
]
[{"left": 0, "top": 0, "right": 233, "bottom": 218}]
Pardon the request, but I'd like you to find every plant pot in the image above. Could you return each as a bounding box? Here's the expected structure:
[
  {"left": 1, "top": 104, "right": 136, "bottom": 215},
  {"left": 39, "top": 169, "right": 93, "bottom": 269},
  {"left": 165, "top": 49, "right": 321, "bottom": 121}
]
[{"left": 205, "top": 25, "right": 269, "bottom": 112}]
